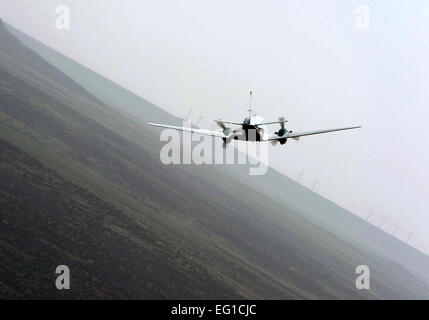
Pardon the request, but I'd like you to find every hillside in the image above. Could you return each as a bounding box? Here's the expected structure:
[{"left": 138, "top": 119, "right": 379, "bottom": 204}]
[
  {"left": 1, "top": 18, "right": 429, "bottom": 299},
  {"left": 9, "top": 20, "right": 429, "bottom": 286}
]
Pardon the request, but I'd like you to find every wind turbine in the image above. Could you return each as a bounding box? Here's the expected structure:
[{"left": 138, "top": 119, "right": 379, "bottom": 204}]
[
  {"left": 366, "top": 211, "right": 373, "bottom": 221},
  {"left": 185, "top": 108, "right": 194, "bottom": 122},
  {"left": 406, "top": 232, "right": 413, "bottom": 243},
  {"left": 311, "top": 179, "right": 318, "bottom": 191},
  {"left": 296, "top": 170, "right": 304, "bottom": 182},
  {"left": 196, "top": 114, "right": 204, "bottom": 126},
  {"left": 378, "top": 217, "right": 387, "bottom": 228}
]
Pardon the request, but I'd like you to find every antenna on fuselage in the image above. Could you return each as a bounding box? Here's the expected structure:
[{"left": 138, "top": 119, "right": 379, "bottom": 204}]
[{"left": 248, "top": 91, "right": 253, "bottom": 117}]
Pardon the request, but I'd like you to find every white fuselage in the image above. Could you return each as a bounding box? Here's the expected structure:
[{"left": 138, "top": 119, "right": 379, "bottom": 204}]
[{"left": 232, "top": 113, "right": 267, "bottom": 141}]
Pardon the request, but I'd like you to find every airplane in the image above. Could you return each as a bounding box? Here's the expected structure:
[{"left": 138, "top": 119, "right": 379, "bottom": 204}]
[{"left": 148, "top": 92, "right": 361, "bottom": 147}]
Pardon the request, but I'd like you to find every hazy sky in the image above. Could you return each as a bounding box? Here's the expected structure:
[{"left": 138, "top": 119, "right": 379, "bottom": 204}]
[{"left": 2, "top": 0, "right": 429, "bottom": 253}]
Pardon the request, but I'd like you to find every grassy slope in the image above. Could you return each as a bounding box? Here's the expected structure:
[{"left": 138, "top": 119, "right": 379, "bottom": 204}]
[
  {"left": 1, "top": 20, "right": 428, "bottom": 299},
  {"left": 8, "top": 22, "right": 429, "bottom": 281}
]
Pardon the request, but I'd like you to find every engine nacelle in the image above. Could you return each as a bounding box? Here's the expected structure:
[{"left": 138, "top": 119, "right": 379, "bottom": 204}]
[
  {"left": 223, "top": 127, "right": 233, "bottom": 136},
  {"left": 276, "top": 128, "right": 287, "bottom": 137}
]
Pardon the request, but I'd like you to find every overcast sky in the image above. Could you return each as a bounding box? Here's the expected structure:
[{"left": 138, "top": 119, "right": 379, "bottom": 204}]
[{"left": 2, "top": 0, "right": 429, "bottom": 253}]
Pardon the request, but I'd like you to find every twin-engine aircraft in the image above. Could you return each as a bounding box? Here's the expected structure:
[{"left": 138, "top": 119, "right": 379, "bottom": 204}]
[{"left": 148, "top": 92, "right": 361, "bottom": 147}]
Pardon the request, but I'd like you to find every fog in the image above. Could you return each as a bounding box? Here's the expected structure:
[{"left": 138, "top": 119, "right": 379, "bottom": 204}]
[{"left": 2, "top": 0, "right": 429, "bottom": 253}]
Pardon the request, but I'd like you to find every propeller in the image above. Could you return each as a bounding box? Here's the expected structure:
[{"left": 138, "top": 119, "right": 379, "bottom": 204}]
[
  {"left": 215, "top": 120, "right": 233, "bottom": 140},
  {"left": 222, "top": 137, "right": 231, "bottom": 149},
  {"left": 215, "top": 120, "right": 226, "bottom": 130},
  {"left": 279, "top": 117, "right": 286, "bottom": 130}
]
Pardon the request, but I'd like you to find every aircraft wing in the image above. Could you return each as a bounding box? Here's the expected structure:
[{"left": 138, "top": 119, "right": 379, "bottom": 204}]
[
  {"left": 264, "top": 126, "right": 361, "bottom": 141},
  {"left": 257, "top": 120, "right": 288, "bottom": 125},
  {"left": 215, "top": 120, "right": 243, "bottom": 126},
  {"left": 148, "top": 123, "right": 228, "bottom": 138}
]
